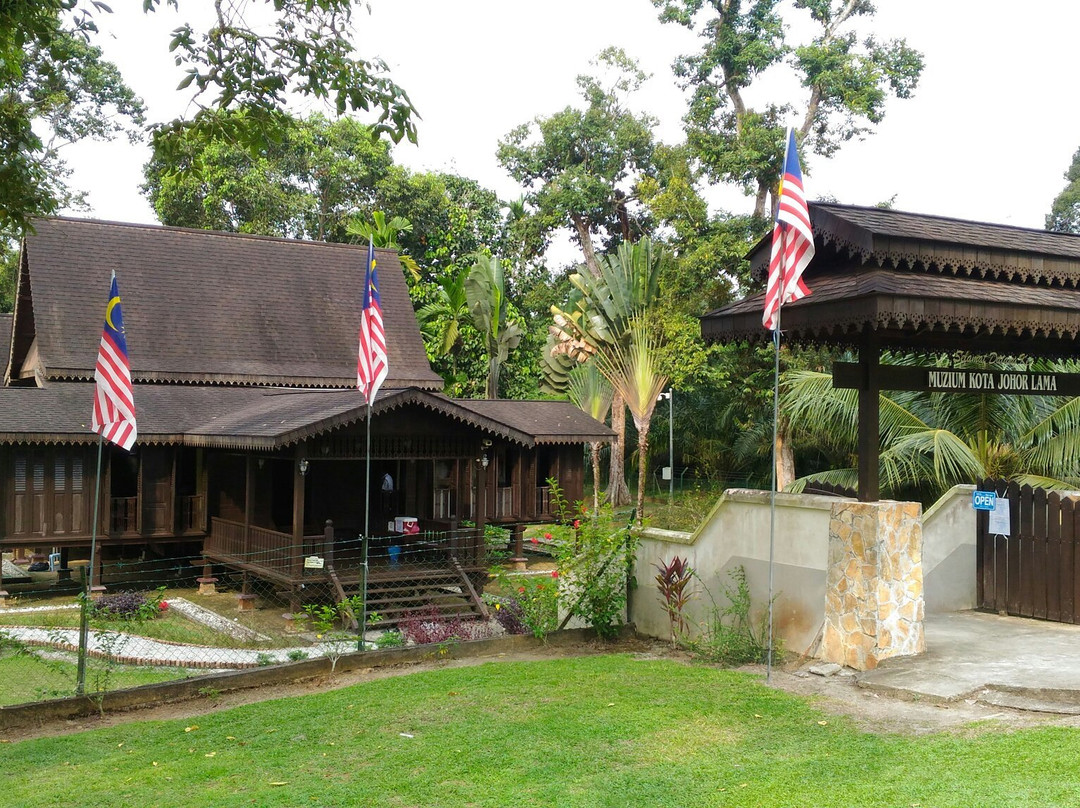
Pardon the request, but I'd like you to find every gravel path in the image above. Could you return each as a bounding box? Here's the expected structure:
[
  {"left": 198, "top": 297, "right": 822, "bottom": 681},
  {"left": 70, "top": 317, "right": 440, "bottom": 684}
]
[
  {"left": 165, "top": 597, "right": 271, "bottom": 643},
  {"left": 0, "top": 626, "right": 356, "bottom": 669}
]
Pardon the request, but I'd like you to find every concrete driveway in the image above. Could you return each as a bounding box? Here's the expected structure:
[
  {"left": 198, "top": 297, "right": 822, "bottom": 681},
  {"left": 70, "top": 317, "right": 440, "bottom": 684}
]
[{"left": 858, "top": 610, "right": 1080, "bottom": 714}]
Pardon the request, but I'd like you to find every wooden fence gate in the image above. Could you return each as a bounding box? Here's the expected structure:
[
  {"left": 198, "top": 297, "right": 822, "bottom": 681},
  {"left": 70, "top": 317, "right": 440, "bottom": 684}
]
[{"left": 976, "top": 478, "right": 1080, "bottom": 622}]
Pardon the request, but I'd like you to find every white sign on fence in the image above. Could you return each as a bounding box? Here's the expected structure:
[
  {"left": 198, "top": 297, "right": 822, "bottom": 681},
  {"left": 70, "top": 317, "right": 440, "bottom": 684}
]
[
  {"left": 303, "top": 555, "right": 325, "bottom": 569},
  {"left": 988, "top": 497, "right": 1011, "bottom": 536}
]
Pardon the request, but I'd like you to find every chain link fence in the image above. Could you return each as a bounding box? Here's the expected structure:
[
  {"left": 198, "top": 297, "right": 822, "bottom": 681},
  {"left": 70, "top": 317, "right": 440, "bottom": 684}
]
[{"left": 0, "top": 526, "right": 510, "bottom": 705}]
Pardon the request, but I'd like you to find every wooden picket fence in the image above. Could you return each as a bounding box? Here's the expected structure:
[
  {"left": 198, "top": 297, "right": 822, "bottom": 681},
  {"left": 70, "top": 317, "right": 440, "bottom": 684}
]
[{"left": 976, "top": 478, "right": 1080, "bottom": 623}]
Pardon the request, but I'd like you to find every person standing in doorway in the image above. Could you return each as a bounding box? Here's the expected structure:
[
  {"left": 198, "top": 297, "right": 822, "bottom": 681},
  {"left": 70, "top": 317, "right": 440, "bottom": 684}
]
[{"left": 380, "top": 471, "right": 394, "bottom": 517}]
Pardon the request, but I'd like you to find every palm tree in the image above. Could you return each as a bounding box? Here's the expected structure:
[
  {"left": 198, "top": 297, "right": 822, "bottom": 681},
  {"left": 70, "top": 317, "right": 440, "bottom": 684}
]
[
  {"left": 594, "top": 319, "right": 669, "bottom": 525},
  {"left": 782, "top": 354, "right": 1080, "bottom": 501},
  {"left": 346, "top": 211, "right": 420, "bottom": 280},
  {"left": 549, "top": 238, "right": 664, "bottom": 506},
  {"left": 567, "top": 361, "right": 614, "bottom": 512},
  {"left": 417, "top": 267, "right": 469, "bottom": 379},
  {"left": 465, "top": 254, "right": 524, "bottom": 399}
]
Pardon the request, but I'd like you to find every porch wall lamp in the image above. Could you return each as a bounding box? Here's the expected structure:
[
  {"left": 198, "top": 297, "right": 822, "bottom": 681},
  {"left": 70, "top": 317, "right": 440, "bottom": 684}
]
[
  {"left": 481, "top": 453, "right": 490, "bottom": 469},
  {"left": 299, "top": 458, "right": 309, "bottom": 477}
]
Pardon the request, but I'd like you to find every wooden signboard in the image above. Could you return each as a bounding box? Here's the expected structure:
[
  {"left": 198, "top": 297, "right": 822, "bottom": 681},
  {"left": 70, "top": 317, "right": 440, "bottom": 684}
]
[{"left": 832, "top": 363, "right": 1080, "bottom": 396}]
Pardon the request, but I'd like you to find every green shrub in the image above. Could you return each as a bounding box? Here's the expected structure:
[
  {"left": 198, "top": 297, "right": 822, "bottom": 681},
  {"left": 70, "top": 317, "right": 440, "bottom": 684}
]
[{"left": 685, "top": 566, "right": 775, "bottom": 665}]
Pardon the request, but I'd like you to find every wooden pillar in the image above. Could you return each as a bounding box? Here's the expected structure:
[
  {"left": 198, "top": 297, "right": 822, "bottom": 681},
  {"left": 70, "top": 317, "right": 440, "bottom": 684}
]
[
  {"left": 323, "top": 519, "right": 335, "bottom": 568},
  {"left": 196, "top": 448, "right": 208, "bottom": 532},
  {"left": 292, "top": 446, "right": 306, "bottom": 578},
  {"left": 244, "top": 455, "right": 254, "bottom": 533},
  {"left": 857, "top": 335, "right": 880, "bottom": 503},
  {"left": 476, "top": 457, "right": 487, "bottom": 542},
  {"left": 509, "top": 524, "right": 527, "bottom": 571}
]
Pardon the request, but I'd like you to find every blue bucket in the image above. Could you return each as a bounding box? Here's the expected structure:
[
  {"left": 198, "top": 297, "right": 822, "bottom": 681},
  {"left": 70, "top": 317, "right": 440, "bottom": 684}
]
[{"left": 388, "top": 545, "right": 402, "bottom": 565}]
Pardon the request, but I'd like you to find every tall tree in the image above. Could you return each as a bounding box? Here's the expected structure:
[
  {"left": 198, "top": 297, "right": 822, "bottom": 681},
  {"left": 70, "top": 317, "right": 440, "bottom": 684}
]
[
  {"left": 3, "top": 0, "right": 416, "bottom": 237},
  {"left": 497, "top": 47, "right": 658, "bottom": 278},
  {"left": 0, "top": 9, "right": 145, "bottom": 238},
  {"left": 1048, "top": 147, "right": 1080, "bottom": 234},
  {"left": 143, "top": 111, "right": 392, "bottom": 240},
  {"left": 652, "top": 0, "right": 923, "bottom": 217}
]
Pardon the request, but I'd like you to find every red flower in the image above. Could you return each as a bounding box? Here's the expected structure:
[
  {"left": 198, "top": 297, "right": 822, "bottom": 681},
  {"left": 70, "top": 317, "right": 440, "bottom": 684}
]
[
  {"left": 572, "top": 520, "right": 580, "bottom": 529},
  {"left": 543, "top": 532, "right": 552, "bottom": 540},
  {"left": 551, "top": 570, "right": 559, "bottom": 579},
  {"left": 518, "top": 586, "right": 526, "bottom": 594},
  {"left": 158, "top": 601, "right": 169, "bottom": 611},
  {"left": 530, "top": 536, "right": 539, "bottom": 544}
]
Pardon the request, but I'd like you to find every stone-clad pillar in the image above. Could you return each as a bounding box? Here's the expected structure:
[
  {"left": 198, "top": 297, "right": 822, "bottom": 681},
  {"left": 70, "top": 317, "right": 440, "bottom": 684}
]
[{"left": 821, "top": 500, "right": 925, "bottom": 670}]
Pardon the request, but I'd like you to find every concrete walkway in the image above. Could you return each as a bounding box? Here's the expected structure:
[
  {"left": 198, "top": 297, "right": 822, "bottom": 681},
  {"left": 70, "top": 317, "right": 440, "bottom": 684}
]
[{"left": 858, "top": 611, "right": 1080, "bottom": 714}]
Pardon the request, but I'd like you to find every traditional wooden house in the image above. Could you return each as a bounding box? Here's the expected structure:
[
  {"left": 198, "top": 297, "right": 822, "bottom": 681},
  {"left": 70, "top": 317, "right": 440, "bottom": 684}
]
[{"left": 0, "top": 218, "right": 610, "bottom": 618}]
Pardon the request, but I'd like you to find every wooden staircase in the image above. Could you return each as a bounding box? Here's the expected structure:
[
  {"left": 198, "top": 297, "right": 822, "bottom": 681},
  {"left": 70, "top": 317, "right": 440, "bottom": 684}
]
[{"left": 331, "top": 557, "right": 489, "bottom": 628}]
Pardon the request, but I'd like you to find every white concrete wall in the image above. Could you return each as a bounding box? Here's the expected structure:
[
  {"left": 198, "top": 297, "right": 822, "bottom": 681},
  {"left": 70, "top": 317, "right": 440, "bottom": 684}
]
[
  {"left": 922, "top": 485, "right": 977, "bottom": 613},
  {"left": 633, "top": 489, "right": 837, "bottom": 656},
  {"left": 633, "top": 485, "right": 980, "bottom": 656}
]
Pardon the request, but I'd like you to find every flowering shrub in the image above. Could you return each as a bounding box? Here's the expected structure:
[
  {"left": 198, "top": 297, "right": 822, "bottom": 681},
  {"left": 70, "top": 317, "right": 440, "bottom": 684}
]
[
  {"left": 398, "top": 605, "right": 494, "bottom": 645},
  {"left": 90, "top": 587, "right": 167, "bottom": 621},
  {"left": 515, "top": 576, "right": 559, "bottom": 639},
  {"left": 553, "top": 505, "right": 635, "bottom": 639},
  {"left": 485, "top": 595, "right": 527, "bottom": 635}
]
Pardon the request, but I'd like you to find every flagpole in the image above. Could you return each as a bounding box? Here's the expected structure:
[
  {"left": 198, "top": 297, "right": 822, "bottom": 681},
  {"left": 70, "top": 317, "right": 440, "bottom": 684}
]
[
  {"left": 765, "top": 128, "right": 797, "bottom": 684},
  {"left": 77, "top": 434, "right": 105, "bottom": 696},
  {"left": 360, "top": 401, "right": 371, "bottom": 650},
  {"left": 767, "top": 305, "right": 781, "bottom": 683},
  {"left": 88, "top": 435, "right": 105, "bottom": 593}
]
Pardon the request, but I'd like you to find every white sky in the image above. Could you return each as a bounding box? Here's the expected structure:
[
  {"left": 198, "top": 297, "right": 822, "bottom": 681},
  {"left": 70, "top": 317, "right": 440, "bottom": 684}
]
[{"left": 65, "top": 0, "right": 1080, "bottom": 261}]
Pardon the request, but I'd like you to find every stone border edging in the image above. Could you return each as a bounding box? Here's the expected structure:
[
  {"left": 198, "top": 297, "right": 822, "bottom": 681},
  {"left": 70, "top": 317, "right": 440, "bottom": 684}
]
[{"left": 0, "top": 625, "right": 637, "bottom": 732}]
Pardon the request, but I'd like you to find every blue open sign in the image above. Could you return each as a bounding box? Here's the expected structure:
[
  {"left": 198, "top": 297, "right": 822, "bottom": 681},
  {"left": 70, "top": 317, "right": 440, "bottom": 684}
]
[{"left": 972, "top": 491, "right": 997, "bottom": 511}]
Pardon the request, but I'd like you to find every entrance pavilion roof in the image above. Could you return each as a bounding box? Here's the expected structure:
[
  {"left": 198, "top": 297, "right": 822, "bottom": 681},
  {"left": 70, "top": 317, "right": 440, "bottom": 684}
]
[{"left": 701, "top": 203, "right": 1080, "bottom": 358}]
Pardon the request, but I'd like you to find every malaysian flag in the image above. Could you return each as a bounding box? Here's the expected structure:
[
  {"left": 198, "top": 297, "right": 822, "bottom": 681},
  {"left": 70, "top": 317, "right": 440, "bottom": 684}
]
[
  {"left": 763, "top": 127, "right": 815, "bottom": 330},
  {"left": 92, "top": 271, "right": 137, "bottom": 450},
  {"left": 357, "top": 239, "right": 388, "bottom": 403}
]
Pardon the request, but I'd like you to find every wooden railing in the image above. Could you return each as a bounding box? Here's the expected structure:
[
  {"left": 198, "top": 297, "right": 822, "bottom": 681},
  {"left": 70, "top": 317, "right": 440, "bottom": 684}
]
[
  {"left": 110, "top": 497, "right": 138, "bottom": 534},
  {"left": 206, "top": 518, "right": 328, "bottom": 577},
  {"left": 179, "top": 495, "right": 205, "bottom": 533}
]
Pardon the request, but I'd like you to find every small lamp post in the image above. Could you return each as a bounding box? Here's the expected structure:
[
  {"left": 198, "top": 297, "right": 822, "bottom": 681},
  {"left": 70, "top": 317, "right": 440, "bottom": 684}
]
[{"left": 658, "top": 388, "right": 674, "bottom": 505}]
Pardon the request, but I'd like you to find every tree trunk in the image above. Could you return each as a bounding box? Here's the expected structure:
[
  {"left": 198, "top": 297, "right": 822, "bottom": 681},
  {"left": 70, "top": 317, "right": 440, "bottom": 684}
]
[
  {"left": 606, "top": 396, "right": 631, "bottom": 506},
  {"left": 486, "top": 355, "right": 499, "bottom": 399},
  {"left": 775, "top": 418, "right": 796, "bottom": 492},
  {"left": 570, "top": 213, "right": 601, "bottom": 278},
  {"left": 590, "top": 441, "right": 602, "bottom": 513},
  {"left": 635, "top": 424, "right": 650, "bottom": 526},
  {"left": 754, "top": 181, "right": 770, "bottom": 219}
]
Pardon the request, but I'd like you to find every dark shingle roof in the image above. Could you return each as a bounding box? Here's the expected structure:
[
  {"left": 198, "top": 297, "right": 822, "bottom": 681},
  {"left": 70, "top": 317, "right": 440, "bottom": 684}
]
[
  {"left": 0, "top": 385, "right": 613, "bottom": 449},
  {"left": 748, "top": 203, "right": 1080, "bottom": 284},
  {"left": 811, "top": 203, "right": 1080, "bottom": 258},
  {"left": 710, "top": 204, "right": 1080, "bottom": 356},
  {"left": 20, "top": 218, "right": 442, "bottom": 389}
]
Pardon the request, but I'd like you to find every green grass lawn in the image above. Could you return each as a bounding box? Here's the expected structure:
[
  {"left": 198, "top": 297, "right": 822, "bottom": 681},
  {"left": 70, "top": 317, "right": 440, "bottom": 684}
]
[
  {"left": 4, "top": 654, "right": 1080, "bottom": 806},
  {"left": 0, "top": 651, "right": 189, "bottom": 705}
]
